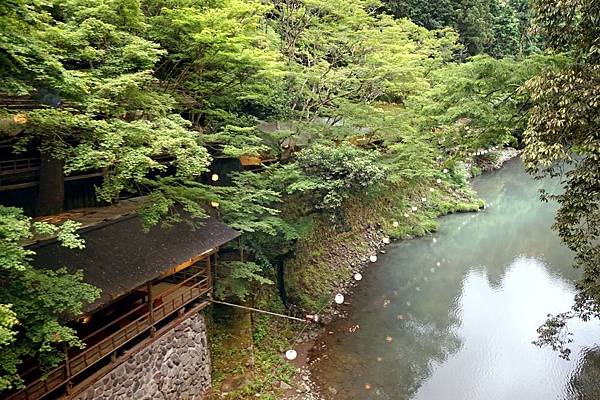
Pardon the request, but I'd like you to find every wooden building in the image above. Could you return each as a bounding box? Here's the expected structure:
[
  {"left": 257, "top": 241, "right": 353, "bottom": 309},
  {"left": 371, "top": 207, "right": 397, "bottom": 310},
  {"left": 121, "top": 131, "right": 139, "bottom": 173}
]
[
  {"left": 4, "top": 200, "right": 240, "bottom": 400},
  {"left": 1, "top": 93, "right": 243, "bottom": 399}
]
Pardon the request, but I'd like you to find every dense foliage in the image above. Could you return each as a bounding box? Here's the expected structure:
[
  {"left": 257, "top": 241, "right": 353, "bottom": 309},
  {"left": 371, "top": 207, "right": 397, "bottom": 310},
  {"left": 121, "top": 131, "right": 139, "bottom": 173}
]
[
  {"left": 524, "top": 0, "right": 599, "bottom": 359},
  {"left": 1, "top": 0, "right": 594, "bottom": 391},
  {"left": 383, "top": 0, "right": 540, "bottom": 57},
  {"left": 0, "top": 207, "right": 99, "bottom": 389}
]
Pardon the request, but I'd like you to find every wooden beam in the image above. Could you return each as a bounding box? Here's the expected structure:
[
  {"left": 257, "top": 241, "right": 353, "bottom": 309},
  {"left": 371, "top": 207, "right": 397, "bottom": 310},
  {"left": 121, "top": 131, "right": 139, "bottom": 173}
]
[{"left": 159, "top": 248, "right": 215, "bottom": 277}]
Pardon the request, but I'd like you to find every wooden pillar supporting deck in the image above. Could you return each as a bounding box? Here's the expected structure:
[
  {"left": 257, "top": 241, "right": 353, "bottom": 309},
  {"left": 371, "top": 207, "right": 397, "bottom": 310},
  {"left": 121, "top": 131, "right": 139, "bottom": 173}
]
[
  {"left": 206, "top": 255, "right": 213, "bottom": 299},
  {"left": 64, "top": 344, "right": 73, "bottom": 394},
  {"left": 147, "top": 283, "right": 156, "bottom": 337}
]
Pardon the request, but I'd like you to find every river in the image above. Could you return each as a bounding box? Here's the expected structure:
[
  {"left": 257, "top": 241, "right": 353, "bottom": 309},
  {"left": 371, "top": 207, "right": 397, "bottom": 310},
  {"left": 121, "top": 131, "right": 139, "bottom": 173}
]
[{"left": 309, "top": 158, "right": 600, "bottom": 400}]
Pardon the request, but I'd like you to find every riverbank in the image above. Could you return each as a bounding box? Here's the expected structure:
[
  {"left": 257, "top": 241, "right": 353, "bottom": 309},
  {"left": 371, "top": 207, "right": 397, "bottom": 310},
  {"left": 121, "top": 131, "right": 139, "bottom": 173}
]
[
  {"left": 206, "top": 149, "right": 519, "bottom": 400},
  {"left": 303, "top": 155, "right": 600, "bottom": 400}
]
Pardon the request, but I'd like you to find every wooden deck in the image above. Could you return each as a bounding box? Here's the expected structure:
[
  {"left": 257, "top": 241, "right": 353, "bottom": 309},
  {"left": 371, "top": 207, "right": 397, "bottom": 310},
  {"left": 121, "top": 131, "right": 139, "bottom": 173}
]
[{"left": 6, "top": 263, "right": 212, "bottom": 400}]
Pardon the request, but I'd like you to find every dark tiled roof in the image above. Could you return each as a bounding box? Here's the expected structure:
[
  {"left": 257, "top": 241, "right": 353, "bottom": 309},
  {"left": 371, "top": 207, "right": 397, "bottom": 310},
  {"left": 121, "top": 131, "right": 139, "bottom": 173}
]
[{"left": 29, "top": 215, "right": 240, "bottom": 312}]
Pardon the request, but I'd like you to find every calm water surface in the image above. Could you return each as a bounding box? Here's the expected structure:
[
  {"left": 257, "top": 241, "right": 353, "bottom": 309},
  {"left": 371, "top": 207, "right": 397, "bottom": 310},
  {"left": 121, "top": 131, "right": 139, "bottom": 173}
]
[{"left": 310, "top": 158, "right": 600, "bottom": 400}]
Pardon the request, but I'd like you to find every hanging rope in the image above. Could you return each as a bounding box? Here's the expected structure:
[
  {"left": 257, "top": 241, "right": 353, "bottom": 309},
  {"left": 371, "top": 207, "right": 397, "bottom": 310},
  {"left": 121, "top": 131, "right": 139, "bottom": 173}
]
[
  {"left": 209, "top": 296, "right": 335, "bottom": 362},
  {"left": 289, "top": 300, "right": 330, "bottom": 348},
  {"left": 207, "top": 299, "right": 308, "bottom": 323}
]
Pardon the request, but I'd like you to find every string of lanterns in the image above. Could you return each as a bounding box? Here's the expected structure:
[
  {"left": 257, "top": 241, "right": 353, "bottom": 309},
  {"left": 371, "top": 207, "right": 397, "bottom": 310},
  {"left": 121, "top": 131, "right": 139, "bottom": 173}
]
[
  {"left": 470, "top": 146, "right": 499, "bottom": 157},
  {"left": 284, "top": 238, "right": 391, "bottom": 361}
]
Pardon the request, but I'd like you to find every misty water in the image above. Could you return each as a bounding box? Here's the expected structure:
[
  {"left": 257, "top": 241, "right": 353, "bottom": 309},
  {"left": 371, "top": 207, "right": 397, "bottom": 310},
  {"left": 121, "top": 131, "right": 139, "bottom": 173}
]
[{"left": 310, "top": 158, "right": 600, "bottom": 400}]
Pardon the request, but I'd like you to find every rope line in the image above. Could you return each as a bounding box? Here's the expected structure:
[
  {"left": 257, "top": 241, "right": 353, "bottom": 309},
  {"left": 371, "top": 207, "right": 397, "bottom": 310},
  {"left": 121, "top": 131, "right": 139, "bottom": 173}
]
[
  {"left": 207, "top": 299, "right": 308, "bottom": 323},
  {"left": 290, "top": 301, "right": 330, "bottom": 347}
]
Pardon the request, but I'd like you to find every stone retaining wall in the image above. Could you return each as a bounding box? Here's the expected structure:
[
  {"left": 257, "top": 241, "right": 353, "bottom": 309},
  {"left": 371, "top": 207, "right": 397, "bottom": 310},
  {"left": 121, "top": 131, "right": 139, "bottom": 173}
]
[{"left": 74, "top": 312, "right": 210, "bottom": 400}]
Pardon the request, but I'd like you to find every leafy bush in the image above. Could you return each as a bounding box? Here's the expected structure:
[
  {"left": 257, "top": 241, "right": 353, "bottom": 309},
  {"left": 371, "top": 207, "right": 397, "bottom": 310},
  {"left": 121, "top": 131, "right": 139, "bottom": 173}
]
[
  {"left": 289, "top": 144, "right": 387, "bottom": 210},
  {"left": 0, "top": 207, "right": 100, "bottom": 390}
]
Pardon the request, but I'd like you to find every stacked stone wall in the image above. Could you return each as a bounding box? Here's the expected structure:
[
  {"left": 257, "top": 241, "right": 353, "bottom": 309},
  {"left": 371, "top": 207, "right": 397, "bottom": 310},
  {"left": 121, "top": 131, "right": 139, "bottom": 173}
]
[{"left": 74, "top": 312, "right": 210, "bottom": 400}]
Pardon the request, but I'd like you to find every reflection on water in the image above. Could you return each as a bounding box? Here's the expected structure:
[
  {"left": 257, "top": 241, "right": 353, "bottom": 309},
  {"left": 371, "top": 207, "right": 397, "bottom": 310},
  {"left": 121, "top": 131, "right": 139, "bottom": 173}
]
[{"left": 310, "top": 158, "right": 600, "bottom": 400}]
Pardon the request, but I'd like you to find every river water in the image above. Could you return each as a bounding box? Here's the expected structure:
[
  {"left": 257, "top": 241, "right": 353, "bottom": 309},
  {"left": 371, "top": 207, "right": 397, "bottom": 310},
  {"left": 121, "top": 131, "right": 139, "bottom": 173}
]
[{"left": 309, "top": 158, "right": 600, "bottom": 400}]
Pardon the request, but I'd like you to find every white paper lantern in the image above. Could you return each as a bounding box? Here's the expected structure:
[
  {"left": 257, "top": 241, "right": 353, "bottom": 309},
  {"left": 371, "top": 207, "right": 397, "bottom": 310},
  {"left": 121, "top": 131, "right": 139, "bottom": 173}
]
[
  {"left": 354, "top": 273, "right": 363, "bottom": 281},
  {"left": 285, "top": 349, "right": 297, "bottom": 361},
  {"left": 334, "top": 294, "right": 345, "bottom": 304},
  {"left": 369, "top": 255, "right": 378, "bottom": 263}
]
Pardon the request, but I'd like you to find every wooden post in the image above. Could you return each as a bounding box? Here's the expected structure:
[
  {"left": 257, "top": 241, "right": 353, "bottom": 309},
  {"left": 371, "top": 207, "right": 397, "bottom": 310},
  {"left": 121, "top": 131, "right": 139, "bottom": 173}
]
[
  {"left": 147, "top": 283, "right": 156, "bottom": 337},
  {"left": 35, "top": 149, "right": 65, "bottom": 216},
  {"left": 63, "top": 343, "right": 73, "bottom": 394},
  {"left": 206, "top": 255, "right": 212, "bottom": 297}
]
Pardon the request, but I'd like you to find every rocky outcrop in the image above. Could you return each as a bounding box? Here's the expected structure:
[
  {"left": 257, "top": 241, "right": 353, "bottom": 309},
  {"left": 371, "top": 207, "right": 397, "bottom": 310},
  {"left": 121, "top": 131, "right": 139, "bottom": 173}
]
[{"left": 74, "top": 312, "right": 210, "bottom": 400}]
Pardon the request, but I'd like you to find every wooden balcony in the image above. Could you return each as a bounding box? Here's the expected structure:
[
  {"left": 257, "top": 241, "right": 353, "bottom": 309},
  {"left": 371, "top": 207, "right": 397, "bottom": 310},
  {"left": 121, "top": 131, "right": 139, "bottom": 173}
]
[{"left": 5, "top": 263, "right": 212, "bottom": 400}]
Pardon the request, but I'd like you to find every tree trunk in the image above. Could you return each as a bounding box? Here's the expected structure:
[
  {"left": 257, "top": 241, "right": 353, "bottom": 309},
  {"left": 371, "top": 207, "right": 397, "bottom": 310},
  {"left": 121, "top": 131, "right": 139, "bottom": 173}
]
[
  {"left": 276, "top": 257, "right": 289, "bottom": 309},
  {"left": 35, "top": 151, "right": 64, "bottom": 216}
]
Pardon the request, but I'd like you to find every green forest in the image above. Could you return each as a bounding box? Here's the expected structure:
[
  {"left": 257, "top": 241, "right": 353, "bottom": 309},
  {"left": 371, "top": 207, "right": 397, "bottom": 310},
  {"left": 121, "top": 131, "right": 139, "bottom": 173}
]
[{"left": 0, "top": 0, "right": 598, "bottom": 398}]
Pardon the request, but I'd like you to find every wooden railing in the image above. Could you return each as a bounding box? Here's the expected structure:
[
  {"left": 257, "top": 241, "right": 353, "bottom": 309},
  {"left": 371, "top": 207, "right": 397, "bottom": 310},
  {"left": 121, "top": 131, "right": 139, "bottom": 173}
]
[
  {"left": 0, "top": 158, "right": 41, "bottom": 176},
  {"left": 6, "top": 266, "right": 211, "bottom": 400}
]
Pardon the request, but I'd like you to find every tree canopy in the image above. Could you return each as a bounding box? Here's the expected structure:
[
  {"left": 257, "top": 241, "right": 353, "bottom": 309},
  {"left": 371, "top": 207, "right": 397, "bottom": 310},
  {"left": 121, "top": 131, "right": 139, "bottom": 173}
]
[
  {"left": 523, "top": 0, "right": 599, "bottom": 359},
  {"left": 1, "top": 0, "right": 596, "bottom": 391}
]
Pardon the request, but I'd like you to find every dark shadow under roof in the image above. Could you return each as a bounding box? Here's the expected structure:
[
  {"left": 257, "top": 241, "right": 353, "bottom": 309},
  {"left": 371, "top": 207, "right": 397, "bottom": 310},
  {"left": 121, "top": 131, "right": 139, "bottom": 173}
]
[{"left": 30, "top": 215, "right": 240, "bottom": 312}]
